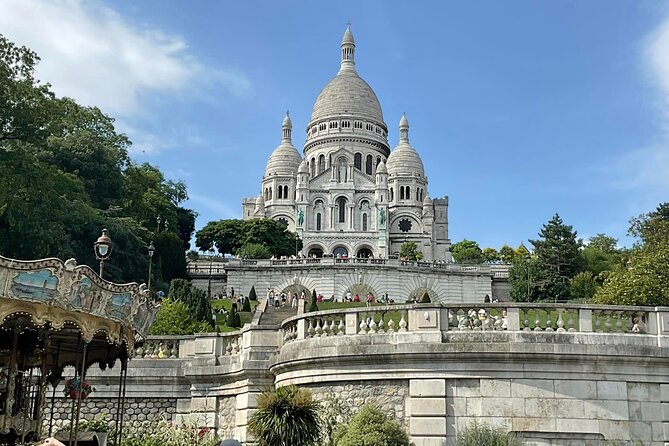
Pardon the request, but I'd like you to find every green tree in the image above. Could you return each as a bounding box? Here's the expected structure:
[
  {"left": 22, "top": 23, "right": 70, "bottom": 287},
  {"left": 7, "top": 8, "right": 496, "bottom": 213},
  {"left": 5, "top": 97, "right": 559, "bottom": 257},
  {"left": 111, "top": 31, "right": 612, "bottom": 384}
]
[
  {"left": 248, "top": 285, "right": 258, "bottom": 301},
  {"left": 570, "top": 271, "right": 599, "bottom": 301},
  {"left": 509, "top": 256, "right": 551, "bottom": 302},
  {"left": 309, "top": 289, "right": 319, "bottom": 312},
  {"left": 582, "top": 234, "right": 626, "bottom": 281},
  {"left": 149, "top": 299, "right": 211, "bottom": 335},
  {"left": 499, "top": 245, "right": 515, "bottom": 263},
  {"left": 226, "top": 306, "right": 242, "bottom": 328},
  {"left": 515, "top": 244, "right": 531, "bottom": 259},
  {"left": 451, "top": 239, "right": 484, "bottom": 264},
  {"left": 168, "top": 279, "right": 213, "bottom": 326},
  {"left": 530, "top": 214, "right": 583, "bottom": 278},
  {"left": 237, "top": 243, "right": 271, "bottom": 259},
  {"left": 242, "top": 296, "right": 252, "bottom": 312},
  {"left": 334, "top": 405, "right": 410, "bottom": 446},
  {"left": 195, "top": 219, "right": 301, "bottom": 257},
  {"left": 594, "top": 203, "right": 669, "bottom": 306},
  {"left": 399, "top": 241, "right": 421, "bottom": 261},
  {"left": 248, "top": 386, "right": 321, "bottom": 446},
  {"left": 482, "top": 247, "right": 500, "bottom": 264},
  {"left": 153, "top": 231, "right": 188, "bottom": 285}
]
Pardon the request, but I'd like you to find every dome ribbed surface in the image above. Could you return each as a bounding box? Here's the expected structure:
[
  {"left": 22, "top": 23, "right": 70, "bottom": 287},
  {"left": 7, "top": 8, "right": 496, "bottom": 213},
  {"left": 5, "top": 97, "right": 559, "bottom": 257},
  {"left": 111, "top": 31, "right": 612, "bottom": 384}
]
[
  {"left": 387, "top": 142, "right": 425, "bottom": 177},
  {"left": 265, "top": 142, "right": 302, "bottom": 176},
  {"left": 310, "top": 70, "right": 384, "bottom": 123}
]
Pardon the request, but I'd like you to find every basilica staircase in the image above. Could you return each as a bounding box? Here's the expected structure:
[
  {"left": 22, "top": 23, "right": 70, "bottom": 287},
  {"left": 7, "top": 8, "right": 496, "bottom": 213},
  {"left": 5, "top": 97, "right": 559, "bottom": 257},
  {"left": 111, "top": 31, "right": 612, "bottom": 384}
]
[{"left": 259, "top": 303, "right": 298, "bottom": 326}]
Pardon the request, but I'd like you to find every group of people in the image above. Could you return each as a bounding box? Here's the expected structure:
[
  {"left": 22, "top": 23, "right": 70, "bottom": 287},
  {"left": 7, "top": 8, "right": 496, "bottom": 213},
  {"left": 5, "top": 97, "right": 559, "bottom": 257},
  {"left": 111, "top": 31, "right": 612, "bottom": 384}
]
[{"left": 266, "top": 288, "right": 305, "bottom": 309}]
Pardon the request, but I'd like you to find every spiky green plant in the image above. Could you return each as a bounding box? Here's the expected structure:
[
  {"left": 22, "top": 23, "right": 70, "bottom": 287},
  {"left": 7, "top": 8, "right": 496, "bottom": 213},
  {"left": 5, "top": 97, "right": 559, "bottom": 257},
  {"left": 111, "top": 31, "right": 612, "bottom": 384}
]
[{"left": 248, "top": 385, "right": 321, "bottom": 446}]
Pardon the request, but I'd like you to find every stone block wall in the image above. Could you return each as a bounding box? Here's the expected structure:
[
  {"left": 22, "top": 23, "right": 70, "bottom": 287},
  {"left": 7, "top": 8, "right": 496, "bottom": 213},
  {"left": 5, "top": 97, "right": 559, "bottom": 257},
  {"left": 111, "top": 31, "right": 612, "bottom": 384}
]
[
  {"left": 44, "top": 397, "right": 177, "bottom": 431},
  {"left": 444, "top": 378, "right": 667, "bottom": 445},
  {"left": 217, "top": 396, "right": 236, "bottom": 439},
  {"left": 309, "top": 380, "right": 409, "bottom": 427}
]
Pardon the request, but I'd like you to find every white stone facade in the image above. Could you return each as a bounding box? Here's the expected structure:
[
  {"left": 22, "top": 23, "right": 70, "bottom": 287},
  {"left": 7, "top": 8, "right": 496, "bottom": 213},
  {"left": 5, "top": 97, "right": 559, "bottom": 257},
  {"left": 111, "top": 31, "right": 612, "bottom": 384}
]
[{"left": 242, "top": 26, "right": 451, "bottom": 261}]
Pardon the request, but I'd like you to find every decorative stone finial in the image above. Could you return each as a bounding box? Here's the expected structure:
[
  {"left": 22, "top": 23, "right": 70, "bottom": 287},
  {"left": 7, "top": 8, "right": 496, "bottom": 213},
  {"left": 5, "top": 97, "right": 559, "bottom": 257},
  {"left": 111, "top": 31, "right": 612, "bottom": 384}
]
[{"left": 340, "top": 24, "right": 356, "bottom": 71}]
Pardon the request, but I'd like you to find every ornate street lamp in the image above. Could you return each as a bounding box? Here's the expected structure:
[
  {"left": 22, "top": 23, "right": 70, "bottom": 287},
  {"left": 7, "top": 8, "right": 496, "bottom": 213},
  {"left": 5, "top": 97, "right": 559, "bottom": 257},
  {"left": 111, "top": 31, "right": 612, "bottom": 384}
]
[
  {"left": 147, "top": 241, "right": 155, "bottom": 292},
  {"left": 94, "top": 228, "right": 113, "bottom": 279},
  {"left": 156, "top": 216, "right": 162, "bottom": 232}
]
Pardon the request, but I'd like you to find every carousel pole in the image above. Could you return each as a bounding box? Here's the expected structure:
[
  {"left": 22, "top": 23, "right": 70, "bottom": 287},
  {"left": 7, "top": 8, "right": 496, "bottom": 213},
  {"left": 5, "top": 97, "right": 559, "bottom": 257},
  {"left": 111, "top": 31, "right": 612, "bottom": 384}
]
[
  {"left": 2, "top": 328, "right": 19, "bottom": 434},
  {"left": 19, "top": 367, "right": 34, "bottom": 444},
  {"left": 36, "top": 332, "right": 52, "bottom": 440},
  {"left": 117, "top": 359, "right": 128, "bottom": 446},
  {"left": 68, "top": 335, "right": 82, "bottom": 446},
  {"left": 72, "top": 342, "right": 88, "bottom": 446},
  {"left": 48, "top": 343, "right": 61, "bottom": 438},
  {"left": 113, "top": 358, "right": 123, "bottom": 446}
]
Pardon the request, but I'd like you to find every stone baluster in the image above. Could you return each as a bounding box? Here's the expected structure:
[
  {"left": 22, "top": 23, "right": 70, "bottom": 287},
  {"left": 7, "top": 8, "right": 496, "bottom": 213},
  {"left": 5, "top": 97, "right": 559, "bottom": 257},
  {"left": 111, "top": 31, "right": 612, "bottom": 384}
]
[
  {"left": 369, "top": 316, "right": 378, "bottom": 334},
  {"left": 314, "top": 319, "right": 323, "bottom": 337},
  {"left": 545, "top": 309, "right": 554, "bottom": 332},
  {"left": 593, "top": 310, "right": 602, "bottom": 332},
  {"left": 231, "top": 337, "right": 240, "bottom": 355},
  {"left": 533, "top": 312, "right": 542, "bottom": 332},
  {"left": 522, "top": 309, "right": 531, "bottom": 331},
  {"left": 615, "top": 311, "right": 624, "bottom": 333},
  {"left": 398, "top": 313, "right": 408, "bottom": 332},
  {"left": 307, "top": 319, "right": 316, "bottom": 338},
  {"left": 566, "top": 310, "right": 575, "bottom": 332},
  {"left": 225, "top": 339, "right": 233, "bottom": 355},
  {"left": 359, "top": 317, "right": 369, "bottom": 334},
  {"left": 556, "top": 309, "right": 565, "bottom": 332},
  {"left": 377, "top": 316, "right": 385, "bottom": 333},
  {"left": 604, "top": 311, "right": 613, "bottom": 332},
  {"left": 337, "top": 319, "right": 345, "bottom": 336}
]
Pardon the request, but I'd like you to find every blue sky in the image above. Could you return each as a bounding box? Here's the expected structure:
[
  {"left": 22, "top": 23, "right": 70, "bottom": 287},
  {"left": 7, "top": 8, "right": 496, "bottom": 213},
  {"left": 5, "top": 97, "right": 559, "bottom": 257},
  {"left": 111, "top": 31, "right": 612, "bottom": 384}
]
[{"left": 2, "top": 0, "right": 668, "bottom": 249}]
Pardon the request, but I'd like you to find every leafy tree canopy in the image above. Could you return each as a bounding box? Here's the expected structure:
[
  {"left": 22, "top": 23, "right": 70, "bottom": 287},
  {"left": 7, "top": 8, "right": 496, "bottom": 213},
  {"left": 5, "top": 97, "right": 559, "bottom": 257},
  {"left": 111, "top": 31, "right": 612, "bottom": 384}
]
[
  {"left": 399, "top": 241, "right": 422, "bottom": 261},
  {"left": 451, "top": 239, "right": 484, "bottom": 264},
  {"left": 0, "top": 34, "right": 195, "bottom": 284},
  {"left": 195, "top": 219, "right": 301, "bottom": 257},
  {"left": 594, "top": 203, "right": 669, "bottom": 306},
  {"left": 149, "top": 298, "right": 212, "bottom": 336},
  {"left": 529, "top": 214, "right": 583, "bottom": 278},
  {"left": 168, "top": 279, "right": 213, "bottom": 325}
]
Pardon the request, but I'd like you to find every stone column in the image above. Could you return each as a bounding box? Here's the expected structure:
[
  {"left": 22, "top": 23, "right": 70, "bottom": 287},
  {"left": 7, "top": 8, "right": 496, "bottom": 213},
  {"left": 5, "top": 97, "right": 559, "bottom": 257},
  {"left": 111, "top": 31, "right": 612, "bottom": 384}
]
[{"left": 409, "top": 379, "right": 447, "bottom": 446}]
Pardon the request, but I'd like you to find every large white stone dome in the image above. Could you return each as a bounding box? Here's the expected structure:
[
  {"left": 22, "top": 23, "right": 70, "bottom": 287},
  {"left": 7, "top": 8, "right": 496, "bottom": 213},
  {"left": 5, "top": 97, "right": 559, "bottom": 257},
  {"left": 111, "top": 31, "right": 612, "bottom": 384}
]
[{"left": 310, "top": 71, "right": 384, "bottom": 123}]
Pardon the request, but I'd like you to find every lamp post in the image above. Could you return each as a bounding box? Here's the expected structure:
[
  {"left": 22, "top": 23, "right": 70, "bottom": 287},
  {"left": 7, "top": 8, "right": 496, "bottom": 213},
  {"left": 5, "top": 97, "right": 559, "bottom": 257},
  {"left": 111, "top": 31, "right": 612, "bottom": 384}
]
[
  {"left": 94, "top": 228, "right": 113, "bottom": 279},
  {"left": 156, "top": 216, "right": 162, "bottom": 232},
  {"left": 147, "top": 241, "right": 155, "bottom": 292}
]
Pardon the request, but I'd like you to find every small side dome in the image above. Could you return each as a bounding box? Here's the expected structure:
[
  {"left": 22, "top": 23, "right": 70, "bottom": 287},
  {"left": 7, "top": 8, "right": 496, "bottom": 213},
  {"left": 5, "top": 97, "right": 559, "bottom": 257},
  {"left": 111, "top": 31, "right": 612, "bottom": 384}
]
[
  {"left": 298, "top": 159, "right": 309, "bottom": 174},
  {"left": 387, "top": 113, "right": 425, "bottom": 177},
  {"left": 255, "top": 194, "right": 265, "bottom": 206},
  {"left": 376, "top": 160, "right": 388, "bottom": 174},
  {"left": 265, "top": 113, "right": 302, "bottom": 176}
]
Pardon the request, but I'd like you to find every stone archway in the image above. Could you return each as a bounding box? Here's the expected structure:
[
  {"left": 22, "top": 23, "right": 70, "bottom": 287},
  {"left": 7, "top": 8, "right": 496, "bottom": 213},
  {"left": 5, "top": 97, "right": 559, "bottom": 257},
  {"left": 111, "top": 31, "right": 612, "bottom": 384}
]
[
  {"left": 307, "top": 246, "right": 324, "bottom": 258},
  {"left": 408, "top": 287, "right": 438, "bottom": 303},
  {"left": 344, "top": 283, "right": 378, "bottom": 302},
  {"left": 280, "top": 284, "right": 311, "bottom": 300},
  {"left": 332, "top": 246, "right": 349, "bottom": 258},
  {"left": 356, "top": 247, "right": 373, "bottom": 258}
]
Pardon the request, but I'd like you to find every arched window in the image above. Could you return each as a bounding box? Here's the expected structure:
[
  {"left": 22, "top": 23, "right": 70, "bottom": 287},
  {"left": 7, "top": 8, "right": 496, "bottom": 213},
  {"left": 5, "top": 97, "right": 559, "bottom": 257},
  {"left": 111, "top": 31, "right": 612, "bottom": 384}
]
[
  {"left": 400, "top": 186, "right": 405, "bottom": 200},
  {"left": 284, "top": 185, "right": 289, "bottom": 199},
  {"left": 362, "top": 213, "right": 368, "bottom": 231},
  {"left": 269, "top": 187, "right": 273, "bottom": 200},
  {"left": 336, "top": 197, "right": 347, "bottom": 223},
  {"left": 390, "top": 187, "right": 394, "bottom": 201},
  {"left": 318, "top": 154, "right": 326, "bottom": 174},
  {"left": 278, "top": 186, "right": 282, "bottom": 199},
  {"left": 310, "top": 158, "right": 316, "bottom": 177},
  {"left": 406, "top": 186, "right": 411, "bottom": 200},
  {"left": 316, "top": 213, "right": 322, "bottom": 231},
  {"left": 376, "top": 156, "right": 381, "bottom": 166},
  {"left": 365, "top": 155, "right": 373, "bottom": 175},
  {"left": 354, "top": 153, "right": 362, "bottom": 170}
]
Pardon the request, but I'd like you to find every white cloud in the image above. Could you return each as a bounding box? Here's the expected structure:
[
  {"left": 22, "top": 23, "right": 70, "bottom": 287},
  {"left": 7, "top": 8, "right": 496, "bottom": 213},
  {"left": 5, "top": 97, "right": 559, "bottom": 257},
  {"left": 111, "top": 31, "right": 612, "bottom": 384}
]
[
  {"left": 0, "top": 0, "right": 250, "bottom": 118},
  {"left": 601, "top": 15, "right": 669, "bottom": 201}
]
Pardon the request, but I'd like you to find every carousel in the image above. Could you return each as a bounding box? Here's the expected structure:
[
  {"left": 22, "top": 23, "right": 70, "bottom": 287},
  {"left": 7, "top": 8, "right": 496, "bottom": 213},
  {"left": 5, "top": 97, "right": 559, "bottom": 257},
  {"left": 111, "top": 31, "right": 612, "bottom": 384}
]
[{"left": 0, "top": 231, "right": 158, "bottom": 446}]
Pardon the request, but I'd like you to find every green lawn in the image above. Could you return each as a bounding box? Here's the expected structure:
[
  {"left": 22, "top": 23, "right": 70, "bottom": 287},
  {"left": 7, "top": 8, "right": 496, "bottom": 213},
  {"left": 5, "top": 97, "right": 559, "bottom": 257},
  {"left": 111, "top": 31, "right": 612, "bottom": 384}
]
[{"left": 210, "top": 298, "right": 254, "bottom": 330}]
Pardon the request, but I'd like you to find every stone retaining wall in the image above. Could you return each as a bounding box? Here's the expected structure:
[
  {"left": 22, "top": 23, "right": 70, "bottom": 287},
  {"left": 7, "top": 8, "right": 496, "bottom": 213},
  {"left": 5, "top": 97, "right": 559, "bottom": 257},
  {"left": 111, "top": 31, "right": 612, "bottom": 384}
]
[{"left": 44, "top": 397, "right": 177, "bottom": 431}]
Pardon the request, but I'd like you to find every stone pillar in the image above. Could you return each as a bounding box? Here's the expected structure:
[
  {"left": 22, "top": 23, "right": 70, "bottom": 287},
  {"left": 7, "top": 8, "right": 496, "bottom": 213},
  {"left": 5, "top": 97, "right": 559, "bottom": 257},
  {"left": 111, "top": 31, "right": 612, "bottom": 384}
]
[
  {"left": 409, "top": 379, "right": 447, "bottom": 446},
  {"left": 233, "top": 391, "right": 261, "bottom": 443}
]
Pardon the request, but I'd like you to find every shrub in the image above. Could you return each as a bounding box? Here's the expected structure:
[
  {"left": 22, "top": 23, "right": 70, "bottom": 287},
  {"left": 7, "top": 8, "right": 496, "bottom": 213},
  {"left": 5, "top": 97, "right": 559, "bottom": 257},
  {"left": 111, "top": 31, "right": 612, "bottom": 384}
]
[
  {"left": 308, "top": 289, "right": 319, "bottom": 312},
  {"left": 226, "top": 307, "right": 242, "bottom": 328},
  {"left": 150, "top": 299, "right": 212, "bottom": 335},
  {"left": 242, "top": 297, "right": 252, "bottom": 312},
  {"left": 249, "top": 285, "right": 258, "bottom": 301},
  {"left": 454, "top": 420, "right": 524, "bottom": 446},
  {"left": 335, "top": 405, "right": 410, "bottom": 446},
  {"left": 248, "top": 386, "right": 321, "bottom": 446}
]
